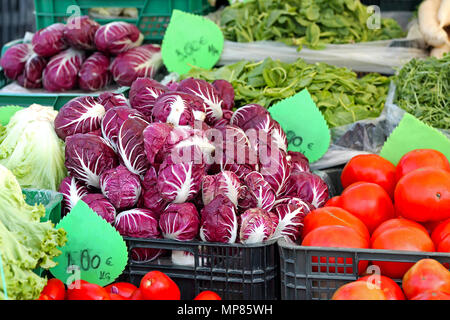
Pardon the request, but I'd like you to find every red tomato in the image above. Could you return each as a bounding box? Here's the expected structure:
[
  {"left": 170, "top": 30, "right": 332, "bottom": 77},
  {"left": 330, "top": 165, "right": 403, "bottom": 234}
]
[
  {"left": 394, "top": 168, "right": 450, "bottom": 222},
  {"left": 140, "top": 271, "right": 181, "bottom": 300},
  {"left": 331, "top": 281, "right": 386, "bottom": 300},
  {"left": 130, "top": 288, "right": 144, "bottom": 300},
  {"left": 341, "top": 154, "right": 397, "bottom": 199},
  {"left": 104, "top": 282, "right": 138, "bottom": 299},
  {"left": 357, "top": 275, "right": 405, "bottom": 300},
  {"left": 402, "top": 259, "right": 450, "bottom": 299},
  {"left": 431, "top": 218, "right": 450, "bottom": 247},
  {"left": 38, "top": 278, "right": 66, "bottom": 300},
  {"left": 194, "top": 291, "right": 222, "bottom": 300},
  {"left": 302, "top": 206, "right": 370, "bottom": 242},
  {"left": 370, "top": 218, "right": 429, "bottom": 244},
  {"left": 302, "top": 225, "right": 369, "bottom": 274},
  {"left": 66, "top": 280, "right": 111, "bottom": 300},
  {"left": 110, "top": 293, "right": 128, "bottom": 300},
  {"left": 324, "top": 196, "right": 341, "bottom": 207},
  {"left": 395, "top": 149, "right": 450, "bottom": 182},
  {"left": 371, "top": 227, "right": 435, "bottom": 279},
  {"left": 410, "top": 291, "right": 450, "bottom": 300},
  {"left": 336, "top": 182, "right": 395, "bottom": 233},
  {"left": 437, "top": 235, "right": 450, "bottom": 253}
]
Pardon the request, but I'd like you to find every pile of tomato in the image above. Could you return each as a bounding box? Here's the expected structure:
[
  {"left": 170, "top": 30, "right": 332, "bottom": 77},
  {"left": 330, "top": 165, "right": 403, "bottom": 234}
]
[
  {"left": 299, "top": 148, "right": 450, "bottom": 299},
  {"left": 332, "top": 258, "right": 450, "bottom": 300},
  {"left": 38, "top": 270, "right": 221, "bottom": 301}
]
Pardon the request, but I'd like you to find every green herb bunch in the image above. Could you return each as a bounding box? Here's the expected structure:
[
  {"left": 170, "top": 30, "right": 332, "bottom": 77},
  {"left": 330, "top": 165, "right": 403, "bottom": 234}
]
[
  {"left": 220, "top": 0, "right": 405, "bottom": 49},
  {"left": 394, "top": 54, "right": 450, "bottom": 130},
  {"left": 183, "top": 58, "right": 391, "bottom": 128}
]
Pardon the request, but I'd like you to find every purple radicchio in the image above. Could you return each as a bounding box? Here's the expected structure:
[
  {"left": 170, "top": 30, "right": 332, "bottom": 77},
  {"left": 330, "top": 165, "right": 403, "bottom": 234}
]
[
  {"left": 17, "top": 53, "right": 47, "bottom": 89},
  {"left": 43, "top": 48, "right": 85, "bottom": 92},
  {"left": 32, "top": 23, "right": 68, "bottom": 57},
  {"left": 288, "top": 151, "right": 311, "bottom": 174},
  {"left": 257, "top": 136, "right": 292, "bottom": 196},
  {"left": 152, "top": 92, "right": 205, "bottom": 126},
  {"left": 138, "top": 166, "right": 168, "bottom": 217},
  {"left": 97, "top": 92, "right": 131, "bottom": 111},
  {"left": 114, "top": 208, "right": 163, "bottom": 262},
  {"left": 94, "top": 21, "right": 144, "bottom": 55},
  {"left": 82, "top": 193, "right": 117, "bottom": 224},
  {"left": 142, "top": 122, "right": 174, "bottom": 167},
  {"left": 283, "top": 172, "right": 329, "bottom": 209},
  {"left": 239, "top": 208, "right": 277, "bottom": 244},
  {"left": 200, "top": 195, "right": 238, "bottom": 244},
  {"left": 99, "top": 165, "right": 142, "bottom": 210},
  {"left": 129, "top": 78, "right": 169, "bottom": 118},
  {"left": 65, "top": 133, "right": 119, "bottom": 189},
  {"left": 78, "top": 52, "right": 112, "bottom": 92},
  {"left": 177, "top": 78, "right": 223, "bottom": 125},
  {"left": 58, "top": 176, "right": 88, "bottom": 217},
  {"left": 101, "top": 106, "right": 146, "bottom": 152},
  {"left": 64, "top": 15, "right": 100, "bottom": 51},
  {"left": 117, "top": 116, "right": 150, "bottom": 177},
  {"left": 0, "top": 43, "right": 33, "bottom": 80},
  {"left": 156, "top": 157, "right": 204, "bottom": 204},
  {"left": 54, "top": 96, "right": 106, "bottom": 141},
  {"left": 110, "top": 44, "right": 162, "bottom": 87},
  {"left": 243, "top": 171, "right": 276, "bottom": 212},
  {"left": 271, "top": 198, "right": 313, "bottom": 244},
  {"left": 159, "top": 203, "right": 200, "bottom": 241},
  {"left": 202, "top": 171, "right": 242, "bottom": 207},
  {"left": 212, "top": 79, "right": 235, "bottom": 111}
]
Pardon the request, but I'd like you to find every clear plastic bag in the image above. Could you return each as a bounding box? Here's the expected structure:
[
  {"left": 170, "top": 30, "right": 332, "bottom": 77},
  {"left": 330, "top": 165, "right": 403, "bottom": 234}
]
[{"left": 219, "top": 38, "right": 428, "bottom": 75}]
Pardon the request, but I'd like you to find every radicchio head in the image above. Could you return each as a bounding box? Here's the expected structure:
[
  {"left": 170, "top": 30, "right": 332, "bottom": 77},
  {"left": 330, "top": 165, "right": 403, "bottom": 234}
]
[
  {"left": 99, "top": 165, "right": 142, "bottom": 210},
  {"left": 202, "top": 171, "right": 242, "bottom": 207},
  {"left": 64, "top": 15, "right": 100, "bottom": 50},
  {"left": 200, "top": 195, "right": 238, "bottom": 244},
  {"left": 78, "top": 52, "right": 112, "bottom": 92},
  {"left": 58, "top": 176, "right": 88, "bottom": 216},
  {"left": 152, "top": 92, "right": 204, "bottom": 127},
  {"left": 159, "top": 203, "right": 200, "bottom": 241},
  {"left": 65, "top": 133, "right": 119, "bottom": 189},
  {"left": 110, "top": 44, "right": 162, "bottom": 87},
  {"left": 177, "top": 78, "right": 223, "bottom": 125},
  {"left": 97, "top": 92, "right": 131, "bottom": 111},
  {"left": 82, "top": 193, "right": 117, "bottom": 224},
  {"left": 114, "top": 208, "right": 163, "bottom": 263},
  {"left": 284, "top": 172, "right": 329, "bottom": 209},
  {"left": 17, "top": 53, "right": 47, "bottom": 89},
  {"left": 129, "top": 78, "right": 169, "bottom": 118},
  {"left": 0, "top": 43, "right": 33, "bottom": 80},
  {"left": 54, "top": 96, "right": 106, "bottom": 140},
  {"left": 43, "top": 48, "right": 86, "bottom": 92},
  {"left": 95, "top": 21, "right": 144, "bottom": 55},
  {"left": 32, "top": 23, "right": 68, "bottom": 57},
  {"left": 239, "top": 208, "right": 277, "bottom": 244}
]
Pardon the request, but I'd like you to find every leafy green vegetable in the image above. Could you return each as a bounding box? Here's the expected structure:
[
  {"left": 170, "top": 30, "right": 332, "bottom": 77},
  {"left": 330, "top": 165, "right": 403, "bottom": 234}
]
[
  {"left": 0, "top": 165, "right": 67, "bottom": 300},
  {"left": 393, "top": 54, "right": 450, "bottom": 130},
  {"left": 183, "top": 57, "right": 390, "bottom": 128},
  {"left": 0, "top": 104, "right": 67, "bottom": 191},
  {"left": 221, "top": 0, "right": 405, "bottom": 49}
]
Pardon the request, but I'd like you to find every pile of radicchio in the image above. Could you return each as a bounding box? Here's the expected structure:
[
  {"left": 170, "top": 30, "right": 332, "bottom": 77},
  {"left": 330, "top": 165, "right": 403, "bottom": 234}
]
[
  {"left": 56, "top": 77, "right": 329, "bottom": 264},
  {"left": 0, "top": 17, "right": 161, "bottom": 92}
]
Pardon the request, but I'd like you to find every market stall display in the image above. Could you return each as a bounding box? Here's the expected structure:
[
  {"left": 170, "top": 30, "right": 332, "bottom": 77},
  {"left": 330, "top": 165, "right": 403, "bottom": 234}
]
[{"left": 0, "top": 0, "right": 449, "bottom": 302}]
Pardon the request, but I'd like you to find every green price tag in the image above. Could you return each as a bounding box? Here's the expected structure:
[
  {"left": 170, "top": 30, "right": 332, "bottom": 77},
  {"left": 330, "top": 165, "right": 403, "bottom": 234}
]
[
  {"left": 380, "top": 113, "right": 450, "bottom": 165},
  {"left": 50, "top": 200, "right": 128, "bottom": 287},
  {"left": 269, "top": 89, "right": 331, "bottom": 163},
  {"left": 162, "top": 9, "right": 224, "bottom": 75}
]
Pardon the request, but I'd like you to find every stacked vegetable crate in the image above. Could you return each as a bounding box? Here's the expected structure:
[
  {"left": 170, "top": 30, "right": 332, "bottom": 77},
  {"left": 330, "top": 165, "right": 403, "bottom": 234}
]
[
  {"left": 33, "top": 0, "right": 214, "bottom": 43},
  {"left": 123, "top": 238, "right": 280, "bottom": 300},
  {"left": 278, "top": 168, "right": 450, "bottom": 300}
]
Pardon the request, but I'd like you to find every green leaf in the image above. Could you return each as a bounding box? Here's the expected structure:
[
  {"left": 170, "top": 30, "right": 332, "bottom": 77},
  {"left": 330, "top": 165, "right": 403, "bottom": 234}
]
[{"left": 306, "top": 23, "right": 321, "bottom": 47}]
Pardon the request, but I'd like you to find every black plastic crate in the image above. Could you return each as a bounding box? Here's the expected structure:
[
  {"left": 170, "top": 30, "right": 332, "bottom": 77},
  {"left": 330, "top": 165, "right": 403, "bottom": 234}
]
[
  {"left": 360, "top": 0, "right": 421, "bottom": 11},
  {"left": 278, "top": 240, "right": 450, "bottom": 300},
  {"left": 122, "top": 238, "right": 280, "bottom": 300}
]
